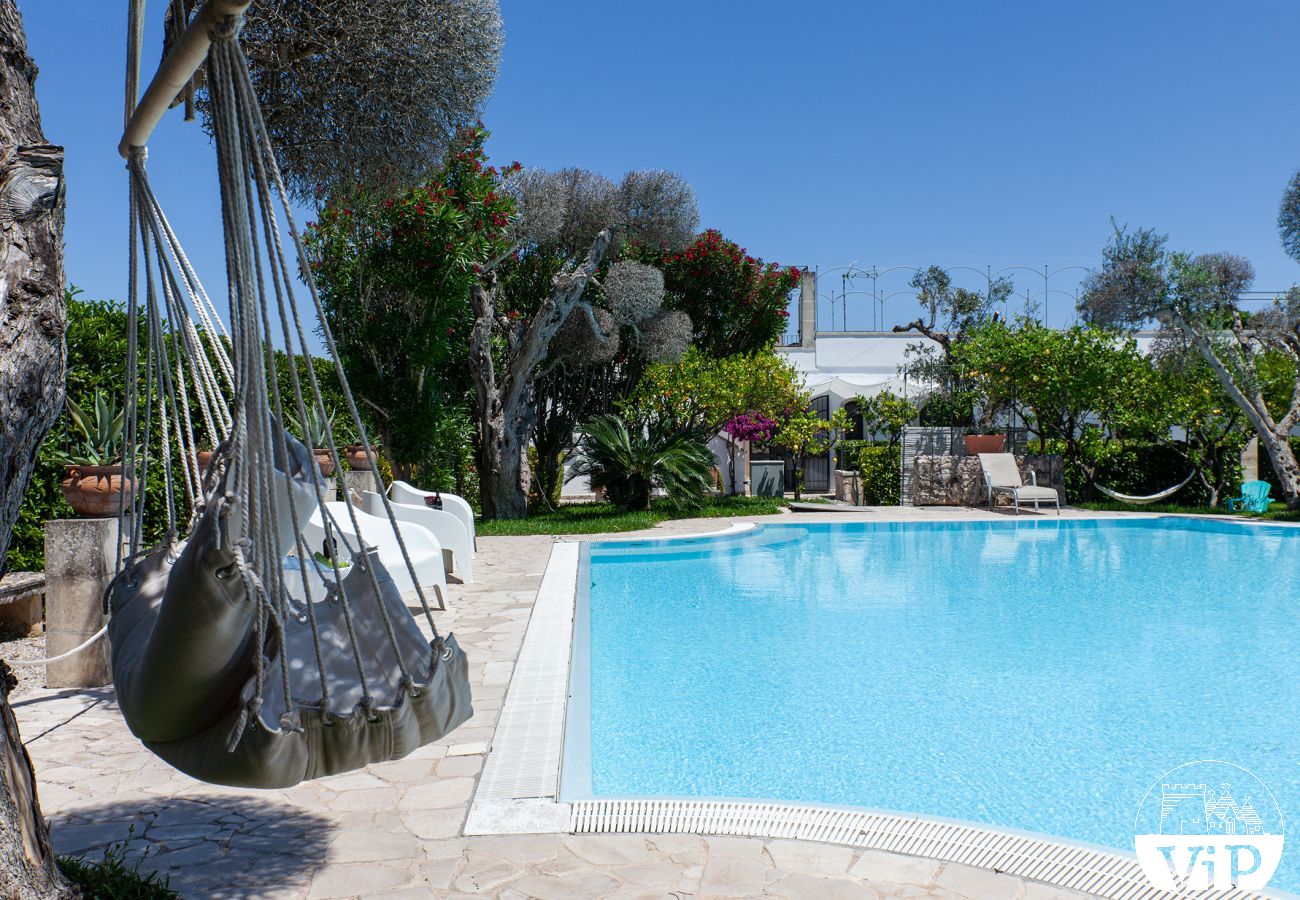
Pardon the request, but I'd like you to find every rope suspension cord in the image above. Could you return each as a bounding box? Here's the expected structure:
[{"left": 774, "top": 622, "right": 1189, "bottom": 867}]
[
  {"left": 7, "top": 627, "right": 107, "bottom": 668},
  {"left": 103, "top": 0, "right": 472, "bottom": 788}
]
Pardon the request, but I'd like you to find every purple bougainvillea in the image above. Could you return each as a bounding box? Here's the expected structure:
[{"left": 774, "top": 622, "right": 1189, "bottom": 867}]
[{"left": 723, "top": 411, "right": 777, "bottom": 446}]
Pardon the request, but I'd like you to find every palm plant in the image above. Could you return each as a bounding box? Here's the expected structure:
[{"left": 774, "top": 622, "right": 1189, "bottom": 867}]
[
  {"left": 569, "top": 414, "right": 714, "bottom": 511},
  {"left": 54, "top": 390, "right": 127, "bottom": 466}
]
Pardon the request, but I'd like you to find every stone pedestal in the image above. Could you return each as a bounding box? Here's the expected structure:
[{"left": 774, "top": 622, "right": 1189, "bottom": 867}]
[
  {"left": 44, "top": 518, "right": 122, "bottom": 688},
  {"left": 340, "top": 470, "right": 385, "bottom": 506},
  {"left": 833, "top": 470, "right": 860, "bottom": 504}
]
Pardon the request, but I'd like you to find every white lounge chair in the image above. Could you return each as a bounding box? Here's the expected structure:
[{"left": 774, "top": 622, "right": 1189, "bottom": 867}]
[
  {"left": 360, "top": 490, "right": 473, "bottom": 583},
  {"left": 303, "top": 501, "right": 447, "bottom": 606},
  {"left": 977, "top": 453, "right": 1061, "bottom": 515},
  {"left": 389, "top": 480, "right": 476, "bottom": 555}
]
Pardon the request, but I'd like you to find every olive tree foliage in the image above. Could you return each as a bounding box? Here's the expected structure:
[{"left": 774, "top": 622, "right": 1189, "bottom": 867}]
[
  {"left": 1078, "top": 222, "right": 1300, "bottom": 507},
  {"left": 1279, "top": 170, "right": 1300, "bottom": 262},
  {"left": 893, "top": 264, "right": 1011, "bottom": 355},
  {"left": 530, "top": 261, "right": 692, "bottom": 507},
  {"left": 1146, "top": 328, "right": 1252, "bottom": 506},
  {"left": 171, "top": 0, "right": 502, "bottom": 200},
  {"left": 894, "top": 264, "right": 1012, "bottom": 426},
  {"left": 471, "top": 167, "right": 698, "bottom": 518}
]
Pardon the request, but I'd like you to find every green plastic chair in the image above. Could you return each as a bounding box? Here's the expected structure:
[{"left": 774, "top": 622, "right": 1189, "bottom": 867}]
[{"left": 1226, "top": 480, "right": 1272, "bottom": 513}]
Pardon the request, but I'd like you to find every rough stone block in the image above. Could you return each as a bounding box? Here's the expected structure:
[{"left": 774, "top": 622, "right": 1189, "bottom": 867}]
[
  {"left": 0, "top": 572, "right": 45, "bottom": 637},
  {"left": 912, "top": 454, "right": 1065, "bottom": 506},
  {"left": 832, "top": 470, "right": 859, "bottom": 504},
  {"left": 44, "top": 518, "right": 124, "bottom": 688}
]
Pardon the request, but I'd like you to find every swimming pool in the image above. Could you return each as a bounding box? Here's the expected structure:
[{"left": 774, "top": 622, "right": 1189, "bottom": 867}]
[{"left": 564, "top": 518, "right": 1299, "bottom": 889}]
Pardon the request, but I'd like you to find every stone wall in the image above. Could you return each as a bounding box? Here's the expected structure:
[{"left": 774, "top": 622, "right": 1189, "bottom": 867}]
[{"left": 912, "top": 454, "right": 1065, "bottom": 507}]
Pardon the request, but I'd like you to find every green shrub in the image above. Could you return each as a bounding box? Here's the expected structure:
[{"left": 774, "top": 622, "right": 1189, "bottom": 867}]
[
  {"left": 857, "top": 445, "right": 901, "bottom": 505},
  {"left": 6, "top": 293, "right": 364, "bottom": 572},
  {"left": 527, "top": 445, "right": 565, "bottom": 511},
  {"left": 832, "top": 439, "right": 871, "bottom": 471},
  {"left": 1036, "top": 438, "right": 1228, "bottom": 507}
]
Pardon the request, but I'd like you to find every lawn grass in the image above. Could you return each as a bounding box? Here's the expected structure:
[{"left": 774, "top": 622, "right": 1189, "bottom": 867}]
[
  {"left": 1075, "top": 499, "right": 1300, "bottom": 522},
  {"left": 477, "top": 495, "right": 787, "bottom": 536}
]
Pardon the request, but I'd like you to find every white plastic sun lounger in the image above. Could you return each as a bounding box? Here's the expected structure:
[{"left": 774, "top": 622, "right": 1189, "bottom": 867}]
[
  {"left": 360, "top": 490, "right": 474, "bottom": 583},
  {"left": 390, "top": 480, "right": 476, "bottom": 555},
  {"left": 977, "top": 453, "right": 1060, "bottom": 515},
  {"left": 303, "top": 501, "right": 447, "bottom": 605}
]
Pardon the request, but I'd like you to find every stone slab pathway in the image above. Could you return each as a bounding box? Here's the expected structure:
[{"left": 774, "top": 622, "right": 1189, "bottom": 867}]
[{"left": 12, "top": 508, "right": 1100, "bottom": 898}]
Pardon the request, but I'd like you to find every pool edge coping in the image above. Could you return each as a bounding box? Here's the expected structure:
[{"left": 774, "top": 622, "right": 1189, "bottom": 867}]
[{"left": 465, "top": 520, "right": 1288, "bottom": 900}]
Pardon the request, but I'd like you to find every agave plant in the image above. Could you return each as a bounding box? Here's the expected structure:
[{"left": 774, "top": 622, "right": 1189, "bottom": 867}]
[
  {"left": 569, "top": 414, "right": 714, "bottom": 511},
  {"left": 53, "top": 390, "right": 127, "bottom": 467},
  {"left": 287, "top": 405, "right": 337, "bottom": 449}
]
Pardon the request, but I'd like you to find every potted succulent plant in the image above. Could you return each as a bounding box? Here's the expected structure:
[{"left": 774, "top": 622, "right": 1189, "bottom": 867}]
[
  {"left": 54, "top": 391, "right": 137, "bottom": 517},
  {"left": 288, "top": 406, "right": 338, "bottom": 476}
]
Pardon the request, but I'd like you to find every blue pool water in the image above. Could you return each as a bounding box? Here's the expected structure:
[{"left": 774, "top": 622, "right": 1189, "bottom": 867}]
[{"left": 575, "top": 518, "right": 1300, "bottom": 888}]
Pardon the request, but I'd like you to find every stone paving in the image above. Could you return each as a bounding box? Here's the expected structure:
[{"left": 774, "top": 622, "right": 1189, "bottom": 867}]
[{"left": 10, "top": 506, "right": 1107, "bottom": 898}]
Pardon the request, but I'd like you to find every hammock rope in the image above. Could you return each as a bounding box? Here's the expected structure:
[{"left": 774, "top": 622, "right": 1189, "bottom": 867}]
[
  {"left": 1094, "top": 469, "right": 1197, "bottom": 505},
  {"left": 106, "top": 1, "right": 471, "bottom": 788}
]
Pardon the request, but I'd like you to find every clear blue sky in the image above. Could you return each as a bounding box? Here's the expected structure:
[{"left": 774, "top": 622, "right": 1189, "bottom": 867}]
[{"left": 21, "top": 0, "right": 1300, "bottom": 332}]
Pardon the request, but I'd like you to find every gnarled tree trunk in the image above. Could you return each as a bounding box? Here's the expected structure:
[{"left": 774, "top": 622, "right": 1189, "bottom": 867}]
[
  {"left": 468, "top": 229, "right": 613, "bottom": 519},
  {"left": 0, "top": 1, "right": 70, "bottom": 896}
]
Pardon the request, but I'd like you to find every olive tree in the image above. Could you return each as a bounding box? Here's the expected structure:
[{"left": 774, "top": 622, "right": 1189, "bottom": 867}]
[
  {"left": 893, "top": 264, "right": 1012, "bottom": 355},
  {"left": 893, "top": 264, "right": 1012, "bottom": 427},
  {"left": 0, "top": 2, "right": 70, "bottom": 894},
  {"left": 1079, "top": 222, "right": 1300, "bottom": 507},
  {"left": 530, "top": 262, "right": 692, "bottom": 507},
  {"left": 471, "top": 168, "right": 698, "bottom": 518},
  {"left": 173, "top": 0, "right": 503, "bottom": 200}
]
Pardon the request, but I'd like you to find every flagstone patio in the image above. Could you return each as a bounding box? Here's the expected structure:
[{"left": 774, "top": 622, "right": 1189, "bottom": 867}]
[{"left": 12, "top": 507, "right": 1103, "bottom": 898}]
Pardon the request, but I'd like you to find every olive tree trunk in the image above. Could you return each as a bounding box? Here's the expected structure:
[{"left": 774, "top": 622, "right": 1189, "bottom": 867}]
[
  {"left": 1175, "top": 320, "right": 1300, "bottom": 507},
  {"left": 468, "top": 228, "right": 613, "bottom": 519},
  {"left": 0, "top": 1, "right": 70, "bottom": 896}
]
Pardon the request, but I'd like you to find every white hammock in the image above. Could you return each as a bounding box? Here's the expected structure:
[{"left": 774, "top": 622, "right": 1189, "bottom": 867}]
[
  {"left": 1094, "top": 470, "right": 1196, "bottom": 505},
  {"left": 106, "top": 0, "right": 472, "bottom": 788}
]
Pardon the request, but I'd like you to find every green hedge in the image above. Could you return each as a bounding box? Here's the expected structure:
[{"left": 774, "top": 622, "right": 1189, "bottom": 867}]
[
  {"left": 1033, "top": 439, "right": 1235, "bottom": 507},
  {"left": 857, "top": 445, "right": 901, "bottom": 505},
  {"left": 5, "top": 295, "right": 360, "bottom": 572}
]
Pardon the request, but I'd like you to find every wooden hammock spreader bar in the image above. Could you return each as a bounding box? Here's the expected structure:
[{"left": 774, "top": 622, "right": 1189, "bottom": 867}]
[{"left": 119, "top": 0, "right": 253, "bottom": 158}]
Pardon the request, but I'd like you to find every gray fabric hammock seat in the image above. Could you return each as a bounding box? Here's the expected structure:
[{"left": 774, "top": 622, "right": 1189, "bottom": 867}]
[
  {"left": 107, "top": 4, "right": 473, "bottom": 788},
  {"left": 107, "top": 437, "right": 471, "bottom": 789}
]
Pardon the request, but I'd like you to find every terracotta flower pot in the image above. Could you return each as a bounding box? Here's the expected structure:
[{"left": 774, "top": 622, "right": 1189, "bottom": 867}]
[
  {"left": 60, "top": 464, "right": 136, "bottom": 517},
  {"left": 963, "top": 433, "right": 1006, "bottom": 455},
  {"left": 194, "top": 450, "right": 215, "bottom": 474},
  {"left": 344, "top": 444, "right": 376, "bottom": 471},
  {"left": 313, "top": 449, "right": 336, "bottom": 477}
]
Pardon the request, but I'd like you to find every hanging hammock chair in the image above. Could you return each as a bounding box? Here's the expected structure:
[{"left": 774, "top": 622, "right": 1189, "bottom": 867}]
[
  {"left": 105, "top": 0, "right": 471, "bottom": 789},
  {"left": 1094, "top": 470, "right": 1196, "bottom": 506}
]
